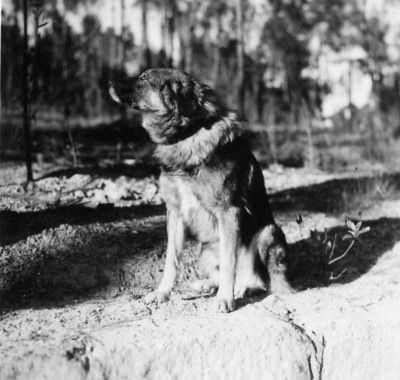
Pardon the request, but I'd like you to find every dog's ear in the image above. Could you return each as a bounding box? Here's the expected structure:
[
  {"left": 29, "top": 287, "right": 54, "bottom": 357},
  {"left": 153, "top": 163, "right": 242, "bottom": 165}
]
[
  {"left": 160, "top": 81, "right": 196, "bottom": 115},
  {"left": 160, "top": 81, "right": 180, "bottom": 110},
  {"left": 194, "top": 83, "right": 224, "bottom": 116}
]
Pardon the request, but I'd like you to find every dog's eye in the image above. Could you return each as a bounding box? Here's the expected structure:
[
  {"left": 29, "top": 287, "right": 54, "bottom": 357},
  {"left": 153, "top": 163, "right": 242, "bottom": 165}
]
[{"left": 138, "top": 72, "right": 148, "bottom": 80}]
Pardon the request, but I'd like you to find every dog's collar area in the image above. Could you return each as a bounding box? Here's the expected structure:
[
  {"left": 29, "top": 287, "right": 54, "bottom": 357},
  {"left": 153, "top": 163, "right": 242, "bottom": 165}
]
[
  {"left": 155, "top": 118, "right": 245, "bottom": 175},
  {"left": 161, "top": 115, "right": 222, "bottom": 145},
  {"left": 198, "top": 115, "right": 222, "bottom": 130}
]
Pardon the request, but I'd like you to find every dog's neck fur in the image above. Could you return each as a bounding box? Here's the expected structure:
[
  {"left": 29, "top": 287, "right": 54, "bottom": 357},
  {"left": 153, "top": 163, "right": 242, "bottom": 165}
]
[{"left": 154, "top": 112, "right": 243, "bottom": 171}]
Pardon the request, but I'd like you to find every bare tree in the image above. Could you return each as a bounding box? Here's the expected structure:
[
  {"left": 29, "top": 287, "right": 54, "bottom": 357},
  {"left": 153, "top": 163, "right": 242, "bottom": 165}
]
[
  {"left": 141, "top": 0, "right": 152, "bottom": 69},
  {"left": 266, "top": 96, "right": 278, "bottom": 163},
  {"left": 301, "top": 99, "right": 315, "bottom": 168},
  {"left": 22, "top": 0, "right": 33, "bottom": 181},
  {"left": 177, "top": 2, "right": 196, "bottom": 74},
  {"left": 121, "top": 0, "right": 127, "bottom": 64},
  {"left": 212, "top": 6, "right": 224, "bottom": 87},
  {"left": 235, "top": 0, "right": 245, "bottom": 117},
  {"left": 166, "top": 0, "right": 176, "bottom": 67},
  {"left": 81, "top": 15, "right": 102, "bottom": 117}
]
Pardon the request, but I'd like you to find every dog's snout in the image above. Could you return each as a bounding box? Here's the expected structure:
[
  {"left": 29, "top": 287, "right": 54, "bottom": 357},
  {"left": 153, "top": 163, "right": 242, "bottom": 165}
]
[{"left": 108, "top": 81, "right": 121, "bottom": 104}]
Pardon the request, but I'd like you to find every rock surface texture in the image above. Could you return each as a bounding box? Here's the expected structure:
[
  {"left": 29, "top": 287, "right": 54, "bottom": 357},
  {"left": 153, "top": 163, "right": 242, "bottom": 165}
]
[
  {"left": 1, "top": 166, "right": 400, "bottom": 379},
  {"left": 2, "top": 238, "right": 400, "bottom": 380}
]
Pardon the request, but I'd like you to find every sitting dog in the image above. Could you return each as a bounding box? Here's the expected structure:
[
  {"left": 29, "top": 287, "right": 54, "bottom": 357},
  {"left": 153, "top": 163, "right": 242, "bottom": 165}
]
[{"left": 109, "top": 68, "right": 293, "bottom": 312}]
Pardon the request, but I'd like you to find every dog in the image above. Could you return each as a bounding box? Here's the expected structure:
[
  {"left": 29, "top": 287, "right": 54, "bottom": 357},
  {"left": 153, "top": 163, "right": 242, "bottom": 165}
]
[{"left": 109, "top": 68, "right": 293, "bottom": 312}]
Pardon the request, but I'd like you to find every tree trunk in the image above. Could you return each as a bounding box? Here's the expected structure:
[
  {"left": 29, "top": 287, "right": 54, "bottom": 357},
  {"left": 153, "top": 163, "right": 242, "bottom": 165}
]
[
  {"left": 177, "top": 3, "right": 195, "bottom": 74},
  {"left": 266, "top": 95, "right": 277, "bottom": 164},
  {"left": 301, "top": 99, "right": 315, "bottom": 168},
  {"left": 212, "top": 11, "right": 223, "bottom": 88},
  {"left": 166, "top": 0, "right": 176, "bottom": 68},
  {"left": 235, "top": 0, "right": 245, "bottom": 118},
  {"left": 22, "top": 0, "right": 33, "bottom": 181},
  {"left": 158, "top": 4, "right": 168, "bottom": 67},
  {"left": 141, "top": 0, "right": 151, "bottom": 69},
  {"left": 5, "top": 55, "right": 14, "bottom": 105},
  {"left": 176, "top": 10, "right": 185, "bottom": 71},
  {"left": 121, "top": 0, "right": 126, "bottom": 64},
  {"left": 185, "top": 19, "right": 195, "bottom": 73},
  {"left": 32, "top": 16, "right": 39, "bottom": 101},
  {"left": 256, "top": 70, "right": 265, "bottom": 123}
]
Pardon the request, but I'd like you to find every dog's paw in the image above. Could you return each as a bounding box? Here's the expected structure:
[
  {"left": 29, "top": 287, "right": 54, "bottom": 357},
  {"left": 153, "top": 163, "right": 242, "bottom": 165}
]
[
  {"left": 215, "top": 297, "right": 235, "bottom": 313},
  {"left": 275, "top": 285, "right": 294, "bottom": 295},
  {"left": 234, "top": 285, "right": 266, "bottom": 299},
  {"left": 270, "top": 277, "right": 294, "bottom": 295},
  {"left": 143, "top": 290, "right": 170, "bottom": 304},
  {"left": 234, "top": 284, "right": 247, "bottom": 299},
  {"left": 190, "top": 279, "right": 218, "bottom": 294},
  {"left": 234, "top": 276, "right": 267, "bottom": 299}
]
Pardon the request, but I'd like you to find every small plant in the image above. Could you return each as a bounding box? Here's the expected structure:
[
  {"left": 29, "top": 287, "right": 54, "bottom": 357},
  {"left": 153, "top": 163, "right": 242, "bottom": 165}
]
[
  {"left": 329, "top": 219, "right": 370, "bottom": 281},
  {"left": 296, "top": 213, "right": 303, "bottom": 239},
  {"left": 311, "top": 219, "right": 371, "bottom": 284}
]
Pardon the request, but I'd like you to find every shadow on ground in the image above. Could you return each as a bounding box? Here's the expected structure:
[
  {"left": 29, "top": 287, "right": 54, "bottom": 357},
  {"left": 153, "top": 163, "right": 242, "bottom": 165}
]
[
  {"left": 2, "top": 172, "right": 400, "bottom": 311},
  {"left": 0, "top": 217, "right": 168, "bottom": 311},
  {"left": 1, "top": 211, "right": 399, "bottom": 312},
  {"left": 36, "top": 162, "right": 160, "bottom": 181},
  {"left": 233, "top": 217, "right": 400, "bottom": 310},
  {"left": 287, "top": 217, "right": 400, "bottom": 289},
  {"left": 270, "top": 172, "right": 400, "bottom": 213},
  {"left": 0, "top": 204, "right": 165, "bottom": 246}
]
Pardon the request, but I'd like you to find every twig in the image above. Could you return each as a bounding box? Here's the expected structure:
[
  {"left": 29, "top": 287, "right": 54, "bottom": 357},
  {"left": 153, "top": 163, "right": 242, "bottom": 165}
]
[
  {"left": 329, "top": 240, "right": 355, "bottom": 265},
  {"left": 328, "top": 233, "right": 337, "bottom": 260},
  {"left": 330, "top": 268, "right": 347, "bottom": 281}
]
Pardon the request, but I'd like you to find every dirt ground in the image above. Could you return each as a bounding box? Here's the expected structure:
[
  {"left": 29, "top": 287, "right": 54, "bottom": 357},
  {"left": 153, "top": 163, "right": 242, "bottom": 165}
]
[{"left": 1, "top": 162, "right": 400, "bottom": 379}]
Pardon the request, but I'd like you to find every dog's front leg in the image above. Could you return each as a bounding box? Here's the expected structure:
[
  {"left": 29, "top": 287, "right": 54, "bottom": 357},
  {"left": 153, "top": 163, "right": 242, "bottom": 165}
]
[
  {"left": 216, "top": 207, "right": 240, "bottom": 312},
  {"left": 144, "top": 208, "right": 185, "bottom": 304}
]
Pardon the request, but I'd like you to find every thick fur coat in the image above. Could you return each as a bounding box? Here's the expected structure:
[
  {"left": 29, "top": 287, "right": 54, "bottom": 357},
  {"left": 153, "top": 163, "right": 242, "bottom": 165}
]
[{"left": 110, "top": 68, "right": 293, "bottom": 312}]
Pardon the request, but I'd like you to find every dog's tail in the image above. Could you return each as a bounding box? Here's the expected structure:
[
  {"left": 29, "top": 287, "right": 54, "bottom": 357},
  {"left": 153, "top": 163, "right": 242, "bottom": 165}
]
[{"left": 257, "top": 224, "right": 294, "bottom": 294}]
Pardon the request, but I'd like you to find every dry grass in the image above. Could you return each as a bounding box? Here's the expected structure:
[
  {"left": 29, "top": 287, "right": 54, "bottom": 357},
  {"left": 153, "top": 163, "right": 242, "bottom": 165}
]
[{"left": 340, "top": 177, "right": 398, "bottom": 213}]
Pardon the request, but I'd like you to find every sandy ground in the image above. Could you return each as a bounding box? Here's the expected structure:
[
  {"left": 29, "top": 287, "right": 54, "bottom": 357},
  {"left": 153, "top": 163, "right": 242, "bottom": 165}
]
[{"left": 1, "top": 162, "right": 400, "bottom": 379}]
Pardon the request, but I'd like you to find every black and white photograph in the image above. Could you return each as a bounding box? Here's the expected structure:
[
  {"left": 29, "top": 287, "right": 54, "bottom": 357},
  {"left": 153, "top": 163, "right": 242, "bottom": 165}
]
[{"left": 1, "top": 0, "right": 400, "bottom": 378}]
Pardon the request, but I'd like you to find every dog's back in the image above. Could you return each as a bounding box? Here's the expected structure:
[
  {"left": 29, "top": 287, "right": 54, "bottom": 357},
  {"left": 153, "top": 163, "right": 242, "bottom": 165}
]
[{"left": 110, "top": 68, "right": 293, "bottom": 311}]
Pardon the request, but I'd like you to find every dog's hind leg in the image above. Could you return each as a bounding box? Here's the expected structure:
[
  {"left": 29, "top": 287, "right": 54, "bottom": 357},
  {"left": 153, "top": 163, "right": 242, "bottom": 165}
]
[
  {"left": 190, "top": 242, "right": 219, "bottom": 293},
  {"left": 191, "top": 242, "right": 267, "bottom": 298},
  {"left": 234, "top": 245, "right": 266, "bottom": 299},
  {"left": 257, "top": 224, "right": 293, "bottom": 295},
  {"left": 144, "top": 208, "right": 185, "bottom": 304}
]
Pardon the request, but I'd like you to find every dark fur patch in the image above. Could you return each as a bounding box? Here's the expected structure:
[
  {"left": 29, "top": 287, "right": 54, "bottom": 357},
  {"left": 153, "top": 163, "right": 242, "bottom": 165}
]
[
  {"left": 110, "top": 68, "right": 291, "bottom": 296},
  {"left": 154, "top": 112, "right": 243, "bottom": 171}
]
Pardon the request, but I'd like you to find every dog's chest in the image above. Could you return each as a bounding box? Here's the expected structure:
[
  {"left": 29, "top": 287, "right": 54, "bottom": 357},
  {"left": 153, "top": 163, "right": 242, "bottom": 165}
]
[
  {"left": 175, "top": 179, "right": 200, "bottom": 220},
  {"left": 160, "top": 174, "right": 218, "bottom": 242},
  {"left": 160, "top": 175, "right": 202, "bottom": 217}
]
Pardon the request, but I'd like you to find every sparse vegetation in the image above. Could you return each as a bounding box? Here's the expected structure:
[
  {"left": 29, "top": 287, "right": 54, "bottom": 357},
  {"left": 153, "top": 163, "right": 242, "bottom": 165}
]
[
  {"left": 1, "top": 0, "right": 400, "bottom": 376},
  {"left": 309, "top": 219, "right": 371, "bottom": 285},
  {"left": 340, "top": 177, "right": 398, "bottom": 213},
  {"left": 328, "top": 220, "right": 371, "bottom": 280},
  {"left": 2, "top": 0, "right": 400, "bottom": 172}
]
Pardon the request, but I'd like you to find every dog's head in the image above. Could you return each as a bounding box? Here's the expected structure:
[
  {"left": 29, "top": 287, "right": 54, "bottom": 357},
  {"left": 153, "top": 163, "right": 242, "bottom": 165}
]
[{"left": 109, "top": 68, "right": 226, "bottom": 144}]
